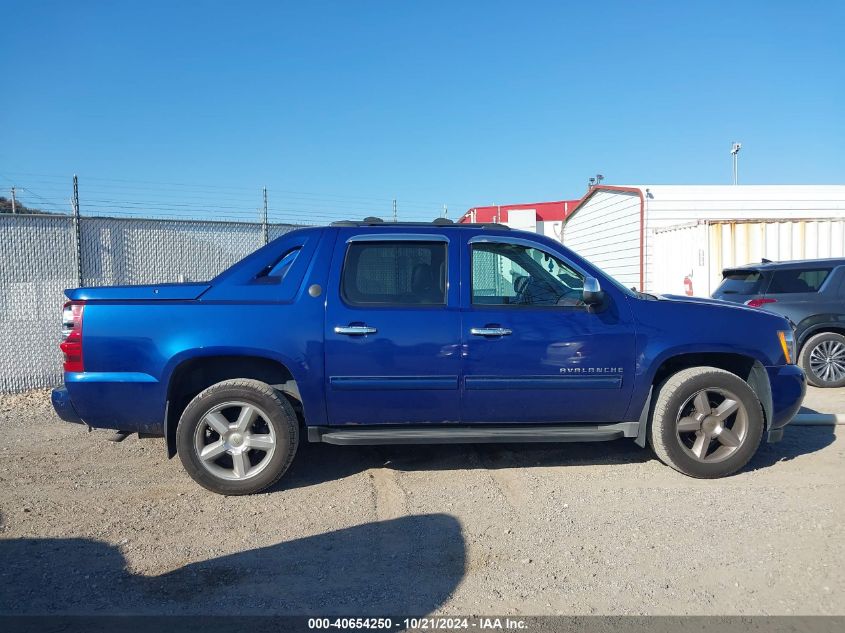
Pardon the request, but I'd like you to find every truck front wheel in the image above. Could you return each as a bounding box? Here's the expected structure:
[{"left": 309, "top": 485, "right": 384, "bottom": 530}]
[
  {"left": 176, "top": 379, "right": 299, "bottom": 495},
  {"left": 649, "top": 367, "right": 764, "bottom": 478}
]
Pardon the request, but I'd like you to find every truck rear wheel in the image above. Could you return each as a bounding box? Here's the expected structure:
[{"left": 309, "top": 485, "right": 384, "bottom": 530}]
[
  {"left": 176, "top": 379, "right": 299, "bottom": 495},
  {"left": 649, "top": 367, "right": 764, "bottom": 478}
]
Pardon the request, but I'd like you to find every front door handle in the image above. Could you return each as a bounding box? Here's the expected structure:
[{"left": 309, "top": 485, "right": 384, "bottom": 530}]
[
  {"left": 334, "top": 325, "right": 378, "bottom": 336},
  {"left": 470, "top": 327, "right": 513, "bottom": 337}
]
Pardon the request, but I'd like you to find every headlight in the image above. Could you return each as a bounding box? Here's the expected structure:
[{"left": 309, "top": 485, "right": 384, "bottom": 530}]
[{"left": 777, "top": 330, "right": 795, "bottom": 365}]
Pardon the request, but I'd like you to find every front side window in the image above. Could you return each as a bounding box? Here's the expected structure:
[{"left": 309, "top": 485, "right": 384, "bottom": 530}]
[
  {"left": 342, "top": 241, "right": 447, "bottom": 306},
  {"left": 768, "top": 268, "right": 831, "bottom": 294},
  {"left": 472, "top": 242, "right": 585, "bottom": 307}
]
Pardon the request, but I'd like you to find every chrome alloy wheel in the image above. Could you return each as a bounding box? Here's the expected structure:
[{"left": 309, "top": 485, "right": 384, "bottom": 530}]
[
  {"left": 809, "top": 340, "right": 845, "bottom": 383},
  {"left": 193, "top": 401, "right": 277, "bottom": 481},
  {"left": 675, "top": 388, "right": 748, "bottom": 463}
]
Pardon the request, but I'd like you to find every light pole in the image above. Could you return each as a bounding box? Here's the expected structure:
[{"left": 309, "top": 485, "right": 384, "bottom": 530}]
[{"left": 730, "top": 142, "right": 742, "bottom": 185}]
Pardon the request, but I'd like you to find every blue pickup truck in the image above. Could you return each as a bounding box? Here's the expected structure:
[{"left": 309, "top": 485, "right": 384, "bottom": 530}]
[{"left": 52, "top": 220, "right": 806, "bottom": 494}]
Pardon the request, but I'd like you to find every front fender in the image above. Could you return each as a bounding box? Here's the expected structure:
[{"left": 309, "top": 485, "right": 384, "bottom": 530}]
[{"left": 642, "top": 343, "right": 769, "bottom": 386}]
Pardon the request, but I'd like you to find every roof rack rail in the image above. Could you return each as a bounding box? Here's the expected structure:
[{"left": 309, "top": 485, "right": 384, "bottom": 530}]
[{"left": 330, "top": 217, "right": 510, "bottom": 229}]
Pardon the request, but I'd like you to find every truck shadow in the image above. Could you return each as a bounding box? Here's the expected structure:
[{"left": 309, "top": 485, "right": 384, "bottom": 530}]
[
  {"left": 0, "top": 513, "right": 464, "bottom": 615},
  {"left": 745, "top": 424, "right": 836, "bottom": 471},
  {"left": 282, "top": 438, "right": 650, "bottom": 490},
  {"left": 282, "top": 426, "right": 836, "bottom": 489}
]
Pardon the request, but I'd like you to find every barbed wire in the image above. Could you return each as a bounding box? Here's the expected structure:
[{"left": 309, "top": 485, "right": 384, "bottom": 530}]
[{"left": 0, "top": 171, "right": 471, "bottom": 222}]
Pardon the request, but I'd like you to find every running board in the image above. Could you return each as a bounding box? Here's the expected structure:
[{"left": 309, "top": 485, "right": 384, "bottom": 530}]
[{"left": 308, "top": 422, "right": 639, "bottom": 445}]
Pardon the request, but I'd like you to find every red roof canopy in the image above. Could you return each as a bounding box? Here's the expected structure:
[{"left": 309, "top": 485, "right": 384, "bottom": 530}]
[{"left": 458, "top": 200, "right": 582, "bottom": 224}]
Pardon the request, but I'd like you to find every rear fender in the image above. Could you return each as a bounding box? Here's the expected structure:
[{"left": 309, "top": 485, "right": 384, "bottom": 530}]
[{"left": 796, "top": 315, "right": 845, "bottom": 347}]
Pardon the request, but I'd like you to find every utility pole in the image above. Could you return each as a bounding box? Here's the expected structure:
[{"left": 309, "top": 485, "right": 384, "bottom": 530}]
[
  {"left": 72, "top": 175, "right": 83, "bottom": 286},
  {"left": 262, "top": 187, "right": 269, "bottom": 244},
  {"left": 10, "top": 186, "right": 16, "bottom": 214},
  {"left": 392, "top": 199, "right": 397, "bottom": 223}
]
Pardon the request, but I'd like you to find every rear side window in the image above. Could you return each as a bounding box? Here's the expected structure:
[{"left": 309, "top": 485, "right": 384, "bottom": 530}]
[
  {"left": 342, "top": 241, "right": 447, "bottom": 306},
  {"left": 717, "top": 270, "right": 765, "bottom": 295},
  {"left": 267, "top": 248, "right": 300, "bottom": 278},
  {"left": 768, "top": 268, "right": 831, "bottom": 294},
  {"left": 254, "top": 247, "right": 301, "bottom": 283}
]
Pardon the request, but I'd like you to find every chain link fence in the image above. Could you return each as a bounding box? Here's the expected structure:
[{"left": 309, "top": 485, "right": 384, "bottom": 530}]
[{"left": 0, "top": 213, "right": 301, "bottom": 393}]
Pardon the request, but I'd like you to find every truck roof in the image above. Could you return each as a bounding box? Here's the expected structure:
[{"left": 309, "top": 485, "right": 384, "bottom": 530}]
[{"left": 330, "top": 217, "right": 509, "bottom": 229}]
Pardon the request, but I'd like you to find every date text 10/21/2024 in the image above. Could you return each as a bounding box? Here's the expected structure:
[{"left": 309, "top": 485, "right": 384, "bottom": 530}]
[{"left": 307, "top": 617, "right": 529, "bottom": 630}]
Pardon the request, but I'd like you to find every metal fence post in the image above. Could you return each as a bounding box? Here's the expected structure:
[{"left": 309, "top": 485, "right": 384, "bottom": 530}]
[
  {"left": 72, "top": 174, "right": 83, "bottom": 287},
  {"left": 262, "top": 187, "right": 269, "bottom": 244}
]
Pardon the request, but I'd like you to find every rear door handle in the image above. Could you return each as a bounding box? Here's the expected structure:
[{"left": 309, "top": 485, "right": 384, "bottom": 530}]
[
  {"left": 470, "top": 327, "right": 512, "bottom": 337},
  {"left": 334, "top": 325, "right": 378, "bottom": 335}
]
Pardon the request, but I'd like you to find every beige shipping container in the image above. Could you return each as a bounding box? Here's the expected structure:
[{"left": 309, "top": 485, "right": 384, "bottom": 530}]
[{"left": 652, "top": 218, "right": 845, "bottom": 297}]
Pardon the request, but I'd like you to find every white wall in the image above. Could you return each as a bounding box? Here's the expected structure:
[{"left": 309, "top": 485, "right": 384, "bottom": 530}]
[
  {"left": 506, "top": 209, "right": 537, "bottom": 233},
  {"left": 536, "top": 220, "right": 563, "bottom": 240},
  {"left": 563, "top": 185, "right": 845, "bottom": 294},
  {"left": 562, "top": 190, "right": 641, "bottom": 290},
  {"left": 652, "top": 222, "right": 709, "bottom": 296}
]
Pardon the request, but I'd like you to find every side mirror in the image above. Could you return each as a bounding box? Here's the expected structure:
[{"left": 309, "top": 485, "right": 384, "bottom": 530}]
[{"left": 582, "top": 276, "right": 605, "bottom": 305}]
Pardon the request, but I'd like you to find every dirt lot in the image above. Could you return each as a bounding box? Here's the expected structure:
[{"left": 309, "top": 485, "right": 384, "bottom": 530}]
[{"left": 0, "top": 389, "right": 842, "bottom": 616}]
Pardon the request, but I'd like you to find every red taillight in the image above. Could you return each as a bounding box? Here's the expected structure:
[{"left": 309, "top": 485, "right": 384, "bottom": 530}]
[
  {"left": 745, "top": 298, "right": 777, "bottom": 308},
  {"left": 60, "top": 301, "right": 85, "bottom": 372}
]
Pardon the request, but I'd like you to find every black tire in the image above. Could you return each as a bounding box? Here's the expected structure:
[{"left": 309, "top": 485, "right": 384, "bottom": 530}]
[
  {"left": 176, "top": 379, "right": 299, "bottom": 495},
  {"left": 798, "top": 332, "right": 845, "bottom": 388},
  {"left": 649, "top": 366, "right": 764, "bottom": 478}
]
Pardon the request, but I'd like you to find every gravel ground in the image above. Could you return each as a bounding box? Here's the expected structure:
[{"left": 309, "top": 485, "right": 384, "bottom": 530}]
[
  {"left": 0, "top": 388, "right": 842, "bottom": 616},
  {"left": 802, "top": 385, "right": 845, "bottom": 415}
]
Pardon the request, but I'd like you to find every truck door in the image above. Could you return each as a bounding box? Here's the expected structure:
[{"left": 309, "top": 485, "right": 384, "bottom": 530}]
[
  {"left": 324, "top": 230, "right": 462, "bottom": 425},
  {"left": 460, "top": 234, "right": 636, "bottom": 424}
]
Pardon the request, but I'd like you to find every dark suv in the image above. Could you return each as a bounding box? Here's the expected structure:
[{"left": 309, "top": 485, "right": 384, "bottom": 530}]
[{"left": 713, "top": 258, "right": 845, "bottom": 388}]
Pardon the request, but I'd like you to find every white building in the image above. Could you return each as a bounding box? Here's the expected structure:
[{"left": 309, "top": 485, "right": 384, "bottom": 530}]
[{"left": 561, "top": 185, "right": 845, "bottom": 296}]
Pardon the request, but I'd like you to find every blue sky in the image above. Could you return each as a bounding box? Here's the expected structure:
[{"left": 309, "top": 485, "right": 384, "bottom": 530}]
[{"left": 2, "top": 0, "right": 843, "bottom": 222}]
